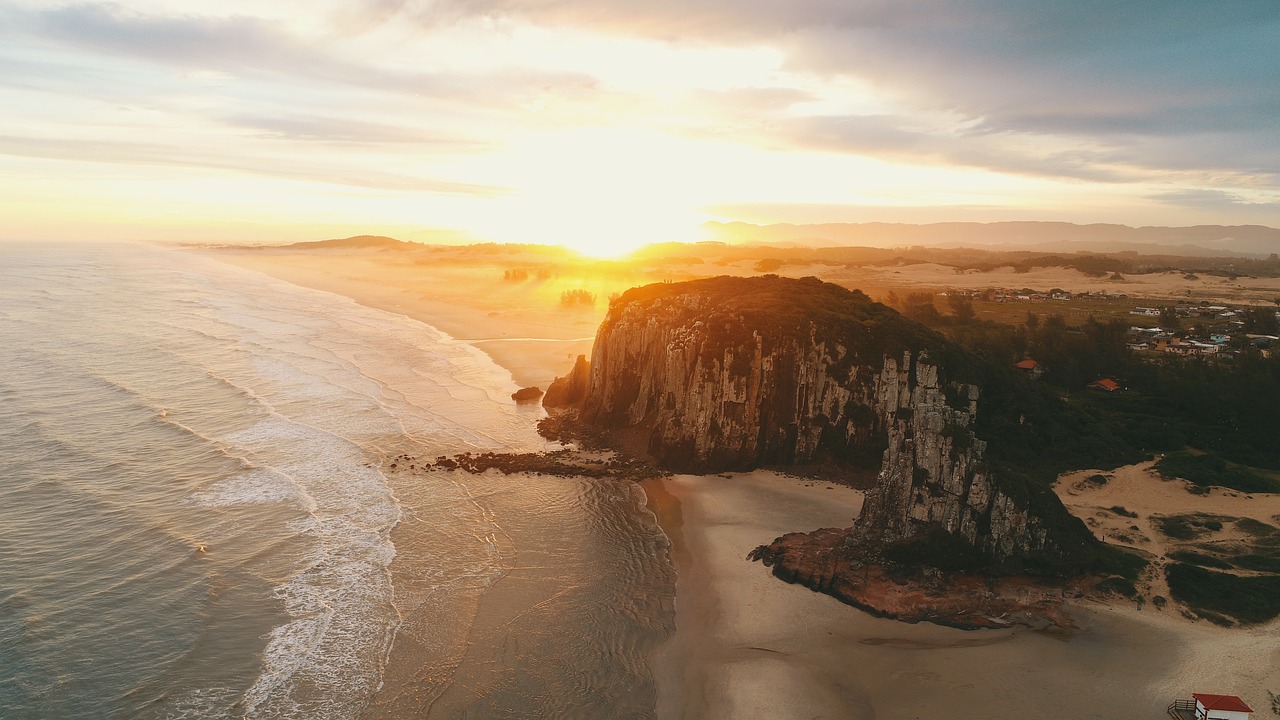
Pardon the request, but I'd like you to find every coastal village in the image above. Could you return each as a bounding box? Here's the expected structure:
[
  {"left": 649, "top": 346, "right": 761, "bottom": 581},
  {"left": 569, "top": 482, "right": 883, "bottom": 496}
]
[{"left": 945, "top": 286, "right": 1279, "bottom": 360}]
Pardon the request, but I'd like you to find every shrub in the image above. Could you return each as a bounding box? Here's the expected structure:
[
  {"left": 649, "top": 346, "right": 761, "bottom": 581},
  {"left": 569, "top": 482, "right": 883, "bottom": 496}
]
[
  {"left": 1154, "top": 451, "right": 1280, "bottom": 493},
  {"left": 1153, "top": 514, "right": 1232, "bottom": 541},
  {"left": 1092, "top": 545, "right": 1149, "bottom": 580},
  {"left": 1166, "top": 563, "right": 1280, "bottom": 624},
  {"left": 560, "top": 289, "right": 596, "bottom": 307},
  {"left": 1234, "top": 518, "right": 1279, "bottom": 537},
  {"left": 881, "top": 527, "right": 984, "bottom": 572},
  {"left": 1097, "top": 576, "right": 1137, "bottom": 597},
  {"left": 1167, "top": 550, "right": 1233, "bottom": 570},
  {"left": 1234, "top": 553, "right": 1280, "bottom": 573}
]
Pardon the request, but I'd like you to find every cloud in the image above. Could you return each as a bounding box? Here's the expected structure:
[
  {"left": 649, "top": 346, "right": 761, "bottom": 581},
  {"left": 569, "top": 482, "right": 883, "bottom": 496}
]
[
  {"left": 1151, "top": 189, "right": 1280, "bottom": 212},
  {"left": 222, "top": 114, "right": 492, "bottom": 148},
  {"left": 12, "top": 3, "right": 598, "bottom": 104},
  {"left": 0, "top": 133, "right": 508, "bottom": 195},
  {"left": 395, "top": 0, "right": 1280, "bottom": 183}
]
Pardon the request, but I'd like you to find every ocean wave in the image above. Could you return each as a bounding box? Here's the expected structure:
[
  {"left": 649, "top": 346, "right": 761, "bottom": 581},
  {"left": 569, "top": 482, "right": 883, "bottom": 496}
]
[
  {"left": 221, "top": 416, "right": 401, "bottom": 718},
  {"left": 190, "top": 468, "right": 314, "bottom": 511}
]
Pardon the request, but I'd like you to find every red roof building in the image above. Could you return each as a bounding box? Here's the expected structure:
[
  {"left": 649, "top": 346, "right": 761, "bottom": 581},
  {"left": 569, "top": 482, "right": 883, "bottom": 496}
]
[
  {"left": 1088, "top": 378, "right": 1121, "bottom": 392},
  {"left": 1193, "top": 693, "right": 1253, "bottom": 719},
  {"left": 1014, "top": 359, "right": 1038, "bottom": 370}
]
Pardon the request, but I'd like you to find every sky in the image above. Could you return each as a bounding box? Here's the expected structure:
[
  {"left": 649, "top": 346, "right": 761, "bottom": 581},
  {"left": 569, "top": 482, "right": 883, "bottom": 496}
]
[{"left": 2, "top": 1, "right": 1279, "bottom": 256}]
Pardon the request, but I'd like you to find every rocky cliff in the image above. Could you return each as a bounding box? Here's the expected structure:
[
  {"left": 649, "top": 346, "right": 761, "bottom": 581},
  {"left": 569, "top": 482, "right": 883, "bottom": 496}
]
[{"left": 576, "top": 275, "right": 1098, "bottom": 570}]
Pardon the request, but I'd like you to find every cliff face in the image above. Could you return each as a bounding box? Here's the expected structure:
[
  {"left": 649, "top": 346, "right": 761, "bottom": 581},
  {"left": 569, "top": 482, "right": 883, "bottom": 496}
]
[
  {"left": 854, "top": 352, "right": 1056, "bottom": 561},
  {"left": 579, "top": 275, "right": 1092, "bottom": 567}
]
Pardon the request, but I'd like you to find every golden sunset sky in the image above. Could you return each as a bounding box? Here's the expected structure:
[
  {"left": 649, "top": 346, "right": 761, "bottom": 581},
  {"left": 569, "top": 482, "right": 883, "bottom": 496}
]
[{"left": 2, "top": 1, "right": 1278, "bottom": 256}]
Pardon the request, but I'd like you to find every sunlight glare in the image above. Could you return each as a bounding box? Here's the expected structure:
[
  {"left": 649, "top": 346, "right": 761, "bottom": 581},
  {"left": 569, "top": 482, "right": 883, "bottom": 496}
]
[{"left": 469, "top": 129, "right": 705, "bottom": 258}]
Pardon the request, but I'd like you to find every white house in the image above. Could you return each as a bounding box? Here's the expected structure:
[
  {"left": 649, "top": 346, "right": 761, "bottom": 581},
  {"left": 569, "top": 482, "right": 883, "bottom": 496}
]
[{"left": 1193, "top": 693, "right": 1252, "bottom": 720}]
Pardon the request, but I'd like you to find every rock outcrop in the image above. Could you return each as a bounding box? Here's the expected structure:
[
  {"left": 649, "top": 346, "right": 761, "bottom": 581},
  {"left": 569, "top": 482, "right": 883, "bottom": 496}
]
[
  {"left": 850, "top": 351, "right": 1068, "bottom": 563},
  {"left": 511, "top": 386, "right": 544, "bottom": 403},
  {"left": 543, "top": 354, "right": 590, "bottom": 407},
  {"left": 577, "top": 275, "right": 1097, "bottom": 570}
]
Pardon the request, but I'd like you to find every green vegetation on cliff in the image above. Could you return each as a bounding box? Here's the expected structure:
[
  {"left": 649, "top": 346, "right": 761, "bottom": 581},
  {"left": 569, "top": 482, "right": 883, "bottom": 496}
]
[{"left": 602, "top": 275, "right": 1148, "bottom": 575}]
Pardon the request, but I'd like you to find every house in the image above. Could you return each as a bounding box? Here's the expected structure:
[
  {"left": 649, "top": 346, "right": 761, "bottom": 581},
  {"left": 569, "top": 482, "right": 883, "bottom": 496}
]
[
  {"left": 1087, "top": 378, "right": 1121, "bottom": 392},
  {"left": 1013, "top": 358, "right": 1045, "bottom": 378},
  {"left": 1169, "top": 694, "right": 1254, "bottom": 720},
  {"left": 1193, "top": 693, "right": 1252, "bottom": 720}
]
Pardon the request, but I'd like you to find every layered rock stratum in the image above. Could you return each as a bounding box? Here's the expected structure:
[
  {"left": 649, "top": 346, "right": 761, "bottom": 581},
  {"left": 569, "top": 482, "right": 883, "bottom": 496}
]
[{"left": 569, "top": 275, "right": 1104, "bottom": 574}]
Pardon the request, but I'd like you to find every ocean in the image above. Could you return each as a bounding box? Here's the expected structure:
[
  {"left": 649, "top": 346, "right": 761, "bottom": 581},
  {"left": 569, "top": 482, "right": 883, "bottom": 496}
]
[{"left": 0, "top": 243, "right": 674, "bottom": 719}]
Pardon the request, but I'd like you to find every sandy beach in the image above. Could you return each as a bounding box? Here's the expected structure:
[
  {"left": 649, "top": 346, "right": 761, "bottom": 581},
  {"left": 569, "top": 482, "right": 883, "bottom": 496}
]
[
  {"left": 1056, "top": 462, "right": 1280, "bottom": 712},
  {"left": 642, "top": 470, "right": 1278, "bottom": 719},
  {"left": 202, "top": 245, "right": 1280, "bottom": 718},
  {"left": 203, "top": 247, "right": 613, "bottom": 389}
]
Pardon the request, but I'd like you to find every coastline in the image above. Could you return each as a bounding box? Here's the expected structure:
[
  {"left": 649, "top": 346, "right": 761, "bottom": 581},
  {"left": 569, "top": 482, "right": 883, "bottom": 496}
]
[
  {"left": 198, "top": 247, "right": 601, "bottom": 389},
  {"left": 200, "top": 247, "right": 1280, "bottom": 718},
  {"left": 643, "top": 471, "right": 1193, "bottom": 719}
]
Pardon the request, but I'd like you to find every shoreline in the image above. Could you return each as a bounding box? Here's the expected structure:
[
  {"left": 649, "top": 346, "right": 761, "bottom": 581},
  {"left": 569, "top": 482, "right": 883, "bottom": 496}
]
[
  {"left": 200, "top": 246, "right": 1280, "bottom": 718},
  {"left": 197, "top": 247, "right": 600, "bottom": 389},
  {"left": 642, "top": 471, "right": 1190, "bottom": 719}
]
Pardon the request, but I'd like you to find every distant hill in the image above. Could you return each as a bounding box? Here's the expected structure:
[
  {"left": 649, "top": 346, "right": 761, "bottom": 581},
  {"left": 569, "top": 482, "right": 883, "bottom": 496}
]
[
  {"left": 705, "top": 221, "right": 1280, "bottom": 257},
  {"left": 283, "top": 235, "right": 414, "bottom": 250}
]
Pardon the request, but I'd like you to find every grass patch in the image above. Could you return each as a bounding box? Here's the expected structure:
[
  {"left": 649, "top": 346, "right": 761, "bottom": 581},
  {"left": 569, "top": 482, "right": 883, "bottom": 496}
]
[
  {"left": 1166, "top": 563, "right": 1280, "bottom": 624},
  {"left": 1086, "top": 474, "right": 1109, "bottom": 486},
  {"left": 1096, "top": 576, "right": 1138, "bottom": 597},
  {"left": 1167, "top": 550, "right": 1233, "bottom": 570},
  {"left": 1092, "top": 544, "right": 1149, "bottom": 580},
  {"left": 1233, "top": 553, "right": 1280, "bottom": 573},
  {"left": 1109, "top": 506, "right": 1138, "bottom": 518},
  {"left": 1235, "top": 518, "right": 1279, "bottom": 537},
  {"left": 1153, "top": 514, "right": 1231, "bottom": 541},
  {"left": 1154, "top": 451, "right": 1280, "bottom": 493}
]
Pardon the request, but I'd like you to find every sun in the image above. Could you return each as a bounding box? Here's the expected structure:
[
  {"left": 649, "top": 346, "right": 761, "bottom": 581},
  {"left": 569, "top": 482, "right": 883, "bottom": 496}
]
[
  {"left": 463, "top": 128, "right": 706, "bottom": 258},
  {"left": 478, "top": 195, "right": 702, "bottom": 259}
]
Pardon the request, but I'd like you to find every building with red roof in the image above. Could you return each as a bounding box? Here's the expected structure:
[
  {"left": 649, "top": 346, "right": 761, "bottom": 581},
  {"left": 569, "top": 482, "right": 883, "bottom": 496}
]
[
  {"left": 1087, "top": 378, "right": 1121, "bottom": 392},
  {"left": 1192, "top": 693, "right": 1253, "bottom": 720}
]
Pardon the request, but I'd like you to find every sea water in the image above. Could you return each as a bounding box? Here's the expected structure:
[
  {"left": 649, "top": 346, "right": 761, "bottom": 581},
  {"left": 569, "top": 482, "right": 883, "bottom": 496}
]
[{"left": 0, "top": 243, "right": 673, "bottom": 719}]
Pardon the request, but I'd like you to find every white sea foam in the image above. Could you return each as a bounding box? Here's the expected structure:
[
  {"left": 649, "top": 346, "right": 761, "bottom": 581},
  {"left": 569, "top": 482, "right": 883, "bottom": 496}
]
[
  {"left": 190, "top": 468, "right": 309, "bottom": 509},
  {"left": 32, "top": 246, "right": 554, "bottom": 717},
  {"left": 219, "top": 412, "right": 399, "bottom": 718},
  {"left": 158, "top": 686, "right": 242, "bottom": 720}
]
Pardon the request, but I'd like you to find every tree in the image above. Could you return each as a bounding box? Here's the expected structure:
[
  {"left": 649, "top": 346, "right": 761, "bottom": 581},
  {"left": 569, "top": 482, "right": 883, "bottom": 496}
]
[
  {"left": 1159, "top": 306, "right": 1180, "bottom": 329},
  {"left": 560, "top": 289, "right": 596, "bottom": 307},
  {"left": 902, "top": 292, "right": 942, "bottom": 324},
  {"left": 1242, "top": 306, "right": 1280, "bottom": 334},
  {"left": 947, "top": 294, "right": 976, "bottom": 323}
]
